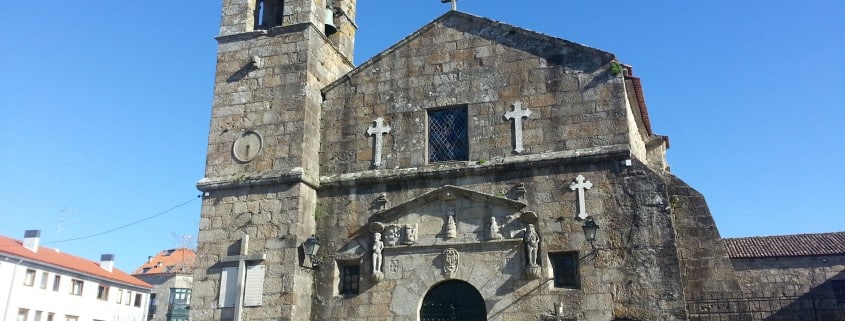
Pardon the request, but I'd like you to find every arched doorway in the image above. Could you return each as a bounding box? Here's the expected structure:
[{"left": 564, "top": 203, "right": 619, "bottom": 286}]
[{"left": 420, "top": 280, "right": 486, "bottom": 321}]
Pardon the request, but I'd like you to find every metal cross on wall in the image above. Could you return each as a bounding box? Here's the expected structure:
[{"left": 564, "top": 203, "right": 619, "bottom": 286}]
[
  {"left": 504, "top": 101, "right": 532, "bottom": 153},
  {"left": 219, "top": 234, "right": 267, "bottom": 321},
  {"left": 569, "top": 175, "right": 593, "bottom": 220},
  {"left": 367, "top": 117, "right": 392, "bottom": 168}
]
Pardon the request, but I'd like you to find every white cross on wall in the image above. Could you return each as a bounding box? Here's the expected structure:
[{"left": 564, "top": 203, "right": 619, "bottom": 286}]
[
  {"left": 367, "top": 117, "right": 391, "bottom": 168},
  {"left": 504, "top": 101, "right": 532, "bottom": 153},
  {"left": 569, "top": 175, "right": 593, "bottom": 220}
]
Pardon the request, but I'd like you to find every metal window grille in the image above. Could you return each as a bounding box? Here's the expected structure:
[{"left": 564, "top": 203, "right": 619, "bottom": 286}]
[
  {"left": 549, "top": 252, "right": 579, "bottom": 288},
  {"left": 340, "top": 265, "right": 360, "bottom": 295},
  {"left": 428, "top": 107, "right": 468, "bottom": 162}
]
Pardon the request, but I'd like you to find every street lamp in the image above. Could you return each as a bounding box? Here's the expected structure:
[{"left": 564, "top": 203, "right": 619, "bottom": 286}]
[
  {"left": 303, "top": 235, "right": 321, "bottom": 269},
  {"left": 581, "top": 217, "right": 599, "bottom": 250}
]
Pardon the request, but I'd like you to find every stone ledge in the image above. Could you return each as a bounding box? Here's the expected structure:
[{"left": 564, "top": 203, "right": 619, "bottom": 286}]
[
  {"left": 197, "top": 145, "right": 631, "bottom": 192},
  {"left": 382, "top": 238, "right": 522, "bottom": 256},
  {"left": 320, "top": 144, "right": 632, "bottom": 188},
  {"left": 196, "top": 167, "right": 320, "bottom": 192}
]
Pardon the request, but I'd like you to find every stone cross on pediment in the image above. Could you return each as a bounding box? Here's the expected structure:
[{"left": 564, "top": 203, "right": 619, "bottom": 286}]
[
  {"left": 504, "top": 101, "right": 532, "bottom": 153},
  {"left": 219, "top": 234, "right": 266, "bottom": 321},
  {"left": 367, "top": 117, "right": 391, "bottom": 168},
  {"left": 569, "top": 175, "right": 593, "bottom": 220}
]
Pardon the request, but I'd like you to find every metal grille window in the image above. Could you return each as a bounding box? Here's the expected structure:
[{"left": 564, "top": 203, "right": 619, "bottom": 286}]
[
  {"left": 428, "top": 107, "right": 468, "bottom": 163},
  {"left": 339, "top": 265, "right": 360, "bottom": 295},
  {"left": 549, "top": 252, "right": 579, "bottom": 288}
]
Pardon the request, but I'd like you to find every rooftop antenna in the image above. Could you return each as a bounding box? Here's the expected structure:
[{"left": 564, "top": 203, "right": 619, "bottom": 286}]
[{"left": 441, "top": 0, "right": 457, "bottom": 11}]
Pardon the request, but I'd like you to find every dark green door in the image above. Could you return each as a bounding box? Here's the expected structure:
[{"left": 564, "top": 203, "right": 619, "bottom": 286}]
[{"left": 420, "top": 280, "right": 486, "bottom": 321}]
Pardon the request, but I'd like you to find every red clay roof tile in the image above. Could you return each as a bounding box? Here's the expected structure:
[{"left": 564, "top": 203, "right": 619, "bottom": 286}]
[
  {"left": 723, "top": 231, "right": 845, "bottom": 258},
  {"left": 131, "top": 248, "right": 195, "bottom": 275},
  {"left": 0, "top": 235, "right": 151, "bottom": 289}
]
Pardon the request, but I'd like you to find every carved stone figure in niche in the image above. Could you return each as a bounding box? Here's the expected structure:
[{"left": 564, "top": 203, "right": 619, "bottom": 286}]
[
  {"left": 488, "top": 217, "right": 503, "bottom": 240},
  {"left": 443, "top": 248, "right": 459, "bottom": 276},
  {"left": 384, "top": 225, "right": 401, "bottom": 246},
  {"left": 524, "top": 224, "right": 540, "bottom": 266},
  {"left": 401, "top": 224, "right": 417, "bottom": 245},
  {"left": 372, "top": 232, "right": 384, "bottom": 275},
  {"left": 445, "top": 207, "right": 457, "bottom": 239}
]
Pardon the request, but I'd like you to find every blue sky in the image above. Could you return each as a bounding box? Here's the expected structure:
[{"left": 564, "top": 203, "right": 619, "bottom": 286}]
[{"left": 1, "top": 1, "right": 842, "bottom": 272}]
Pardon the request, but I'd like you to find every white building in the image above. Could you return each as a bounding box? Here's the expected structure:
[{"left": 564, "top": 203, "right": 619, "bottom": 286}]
[{"left": 0, "top": 230, "right": 152, "bottom": 321}]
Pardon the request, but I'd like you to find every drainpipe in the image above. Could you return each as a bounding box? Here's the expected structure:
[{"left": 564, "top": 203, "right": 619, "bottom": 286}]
[{"left": 3, "top": 258, "right": 24, "bottom": 320}]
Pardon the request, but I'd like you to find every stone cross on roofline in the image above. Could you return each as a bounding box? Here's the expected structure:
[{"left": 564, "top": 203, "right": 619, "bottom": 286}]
[
  {"left": 441, "top": 0, "right": 457, "bottom": 11},
  {"left": 504, "top": 101, "right": 532, "bottom": 154},
  {"left": 367, "top": 117, "right": 391, "bottom": 168},
  {"left": 569, "top": 175, "right": 593, "bottom": 220},
  {"left": 220, "top": 234, "right": 266, "bottom": 321}
]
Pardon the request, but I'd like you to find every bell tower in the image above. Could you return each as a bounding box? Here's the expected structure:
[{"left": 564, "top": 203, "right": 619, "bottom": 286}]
[{"left": 192, "top": 0, "right": 356, "bottom": 320}]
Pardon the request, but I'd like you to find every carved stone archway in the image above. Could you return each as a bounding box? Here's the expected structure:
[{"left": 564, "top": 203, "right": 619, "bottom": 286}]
[{"left": 420, "top": 280, "right": 486, "bottom": 321}]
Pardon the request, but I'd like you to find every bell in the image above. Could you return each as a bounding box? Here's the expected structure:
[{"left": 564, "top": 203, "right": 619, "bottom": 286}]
[{"left": 324, "top": 7, "right": 337, "bottom": 36}]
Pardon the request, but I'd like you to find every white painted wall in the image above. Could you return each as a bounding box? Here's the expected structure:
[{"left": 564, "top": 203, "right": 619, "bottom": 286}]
[{"left": 1, "top": 258, "right": 149, "bottom": 321}]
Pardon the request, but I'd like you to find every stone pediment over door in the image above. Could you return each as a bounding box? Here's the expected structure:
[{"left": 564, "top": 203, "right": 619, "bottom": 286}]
[{"left": 368, "top": 185, "right": 528, "bottom": 248}]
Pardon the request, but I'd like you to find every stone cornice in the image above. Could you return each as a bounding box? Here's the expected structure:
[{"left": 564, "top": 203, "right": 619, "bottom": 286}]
[
  {"left": 196, "top": 145, "right": 631, "bottom": 192},
  {"left": 320, "top": 144, "right": 632, "bottom": 189}
]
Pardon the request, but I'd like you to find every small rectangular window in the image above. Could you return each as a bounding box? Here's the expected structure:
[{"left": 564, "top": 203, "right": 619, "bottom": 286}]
[
  {"left": 548, "top": 252, "right": 579, "bottom": 288},
  {"left": 428, "top": 106, "right": 469, "bottom": 163},
  {"left": 134, "top": 293, "right": 143, "bottom": 307},
  {"left": 46, "top": 313, "right": 54, "bottom": 321},
  {"left": 24, "top": 269, "right": 36, "bottom": 286},
  {"left": 70, "top": 279, "right": 83, "bottom": 296},
  {"left": 117, "top": 289, "right": 124, "bottom": 304},
  {"left": 169, "top": 288, "right": 191, "bottom": 304},
  {"left": 126, "top": 291, "right": 132, "bottom": 305},
  {"left": 339, "top": 264, "right": 360, "bottom": 295},
  {"left": 39, "top": 272, "right": 48, "bottom": 289},
  {"left": 33, "top": 311, "right": 42, "bottom": 321},
  {"left": 97, "top": 285, "right": 109, "bottom": 300},
  {"left": 17, "top": 308, "right": 29, "bottom": 321},
  {"left": 52, "top": 275, "right": 60, "bottom": 291},
  {"left": 64, "top": 315, "right": 78, "bottom": 321}
]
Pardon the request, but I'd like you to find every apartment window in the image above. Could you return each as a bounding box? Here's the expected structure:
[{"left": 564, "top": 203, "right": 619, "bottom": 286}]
[
  {"left": 428, "top": 106, "right": 468, "bottom": 163},
  {"left": 148, "top": 293, "right": 157, "bottom": 318},
  {"left": 117, "top": 289, "right": 124, "bottom": 304},
  {"left": 170, "top": 288, "right": 191, "bottom": 304},
  {"left": 52, "top": 275, "right": 60, "bottom": 291},
  {"left": 17, "top": 308, "right": 29, "bottom": 321},
  {"left": 97, "top": 285, "right": 109, "bottom": 300},
  {"left": 548, "top": 252, "right": 579, "bottom": 288},
  {"left": 339, "top": 264, "right": 360, "bottom": 295},
  {"left": 64, "top": 315, "right": 78, "bottom": 321},
  {"left": 24, "top": 269, "right": 36, "bottom": 286},
  {"left": 126, "top": 291, "right": 132, "bottom": 305},
  {"left": 46, "top": 313, "right": 54, "bottom": 321},
  {"left": 38, "top": 272, "right": 48, "bottom": 289},
  {"left": 70, "top": 279, "right": 83, "bottom": 295},
  {"left": 33, "top": 311, "right": 42, "bottom": 321},
  {"left": 134, "top": 293, "right": 143, "bottom": 307}
]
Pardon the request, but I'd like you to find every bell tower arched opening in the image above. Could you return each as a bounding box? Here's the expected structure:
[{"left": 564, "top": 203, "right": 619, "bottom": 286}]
[{"left": 420, "top": 280, "right": 486, "bottom": 321}]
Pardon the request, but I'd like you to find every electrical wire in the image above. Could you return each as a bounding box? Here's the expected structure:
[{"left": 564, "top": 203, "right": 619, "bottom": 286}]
[{"left": 41, "top": 194, "right": 201, "bottom": 245}]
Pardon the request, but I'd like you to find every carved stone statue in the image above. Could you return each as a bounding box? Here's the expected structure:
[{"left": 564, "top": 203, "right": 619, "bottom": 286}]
[
  {"left": 443, "top": 248, "right": 459, "bottom": 276},
  {"left": 488, "top": 217, "right": 503, "bottom": 240},
  {"left": 445, "top": 208, "right": 457, "bottom": 239},
  {"left": 372, "top": 232, "right": 384, "bottom": 275},
  {"left": 524, "top": 224, "right": 540, "bottom": 266},
  {"left": 384, "top": 225, "right": 400, "bottom": 246},
  {"left": 401, "top": 224, "right": 417, "bottom": 245}
]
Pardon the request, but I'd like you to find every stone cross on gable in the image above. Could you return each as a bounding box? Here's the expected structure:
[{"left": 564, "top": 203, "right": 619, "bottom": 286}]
[
  {"left": 569, "top": 175, "right": 593, "bottom": 220},
  {"left": 219, "top": 234, "right": 266, "bottom": 321},
  {"left": 367, "top": 117, "right": 391, "bottom": 168},
  {"left": 504, "top": 101, "right": 532, "bottom": 154}
]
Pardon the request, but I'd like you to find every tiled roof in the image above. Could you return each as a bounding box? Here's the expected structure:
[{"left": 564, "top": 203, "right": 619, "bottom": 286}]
[
  {"left": 723, "top": 232, "right": 845, "bottom": 258},
  {"left": 0, "top": 235, "right": 151, "bottom": 288},
  {"left": 132, "top": 248, "right": 195, "bottom": 275}
]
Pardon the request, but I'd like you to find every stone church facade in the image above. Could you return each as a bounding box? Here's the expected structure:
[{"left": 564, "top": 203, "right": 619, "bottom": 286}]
[{"left": 190, "top": 1, "right": 841, "bottom": 321}]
